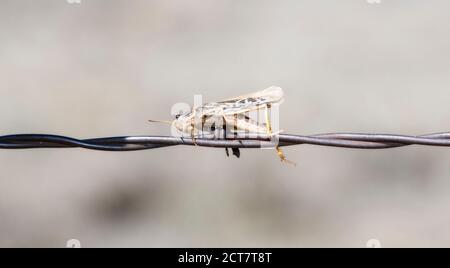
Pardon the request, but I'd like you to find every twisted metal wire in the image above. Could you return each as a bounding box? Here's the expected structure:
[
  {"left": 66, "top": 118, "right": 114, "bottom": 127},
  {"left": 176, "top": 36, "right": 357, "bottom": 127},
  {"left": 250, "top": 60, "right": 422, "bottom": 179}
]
[{"left": 1, "top": 132, "right": 450, "bottom": 151}]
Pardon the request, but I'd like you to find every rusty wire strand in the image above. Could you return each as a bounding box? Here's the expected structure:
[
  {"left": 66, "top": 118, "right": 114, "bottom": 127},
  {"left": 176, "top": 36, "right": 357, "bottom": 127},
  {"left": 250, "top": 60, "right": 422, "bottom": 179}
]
[{"left": 1, "top": 132, "right": 450, "bottom": 151}]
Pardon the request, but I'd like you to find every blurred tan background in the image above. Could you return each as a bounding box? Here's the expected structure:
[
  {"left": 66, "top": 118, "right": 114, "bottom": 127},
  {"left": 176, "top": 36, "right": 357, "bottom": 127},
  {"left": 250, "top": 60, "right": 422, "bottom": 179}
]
[{"left": 1, "top": 0, "right": 450, "bottom": 247}]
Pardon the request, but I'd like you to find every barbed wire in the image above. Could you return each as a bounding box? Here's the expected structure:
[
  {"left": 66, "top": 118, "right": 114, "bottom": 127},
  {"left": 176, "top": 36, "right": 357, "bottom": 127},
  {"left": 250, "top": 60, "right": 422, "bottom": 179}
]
[{"left": 1, "top": 132, "right": 450, "bottom": 151}]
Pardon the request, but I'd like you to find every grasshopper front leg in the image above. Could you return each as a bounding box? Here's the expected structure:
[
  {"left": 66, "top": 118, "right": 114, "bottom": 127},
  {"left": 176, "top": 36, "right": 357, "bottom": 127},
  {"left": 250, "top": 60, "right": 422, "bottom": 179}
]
[
  {"left": 222, "top": 115, "right": 240, "bottom": 158},
  {"left": 190, "top": 108, "right": 198, "bottom": 146}
]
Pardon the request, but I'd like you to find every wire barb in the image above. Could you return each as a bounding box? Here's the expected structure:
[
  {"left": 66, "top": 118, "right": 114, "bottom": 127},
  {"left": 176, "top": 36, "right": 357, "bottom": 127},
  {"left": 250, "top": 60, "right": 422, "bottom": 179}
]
[{"left": 1, "top": 132, "right": 450, "bottom": 151}]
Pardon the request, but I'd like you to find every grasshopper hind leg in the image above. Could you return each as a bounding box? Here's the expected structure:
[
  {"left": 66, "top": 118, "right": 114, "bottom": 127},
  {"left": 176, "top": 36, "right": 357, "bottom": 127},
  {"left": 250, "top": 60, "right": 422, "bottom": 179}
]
[{"left": 264, "top": 104, "right": 295, "bottom": 165}]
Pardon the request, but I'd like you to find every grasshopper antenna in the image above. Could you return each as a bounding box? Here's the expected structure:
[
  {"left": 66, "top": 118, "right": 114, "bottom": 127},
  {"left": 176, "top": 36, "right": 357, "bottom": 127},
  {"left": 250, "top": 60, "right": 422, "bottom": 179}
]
[{"left": 148, "top": 119, "right": 173, "bottom": 124}]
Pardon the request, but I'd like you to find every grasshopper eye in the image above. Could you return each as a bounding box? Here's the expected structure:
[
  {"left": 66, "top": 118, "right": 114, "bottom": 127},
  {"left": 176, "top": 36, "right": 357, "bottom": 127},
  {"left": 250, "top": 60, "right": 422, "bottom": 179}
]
[{"left": 175, "top": 113, "right": 181, "bottom": 119}]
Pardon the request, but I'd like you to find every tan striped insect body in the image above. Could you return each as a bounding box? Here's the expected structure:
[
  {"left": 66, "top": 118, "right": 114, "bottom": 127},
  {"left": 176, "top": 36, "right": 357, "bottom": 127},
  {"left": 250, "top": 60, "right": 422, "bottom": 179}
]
[{"left": 150, "top": 86, "right": 294, "bottom": 164}]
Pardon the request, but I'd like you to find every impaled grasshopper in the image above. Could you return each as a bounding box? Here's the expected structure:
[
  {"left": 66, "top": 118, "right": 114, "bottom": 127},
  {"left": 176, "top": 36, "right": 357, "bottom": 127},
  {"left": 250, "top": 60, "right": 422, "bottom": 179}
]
[{"left": 150, "top": 86, "right": 294, "bottom": 164}]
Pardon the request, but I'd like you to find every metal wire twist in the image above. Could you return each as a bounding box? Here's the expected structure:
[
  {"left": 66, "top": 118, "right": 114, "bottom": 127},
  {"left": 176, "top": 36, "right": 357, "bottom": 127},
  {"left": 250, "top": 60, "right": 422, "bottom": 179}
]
[{"left": 1, "top": 132, "right": 450, "bottom": 151}]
